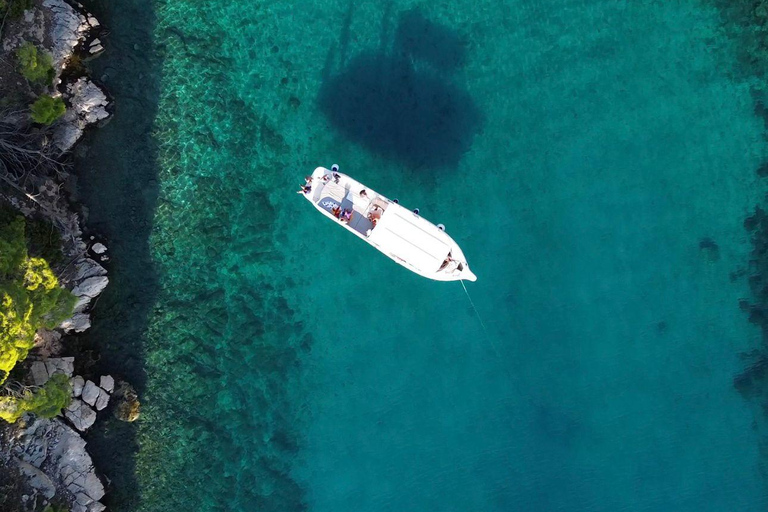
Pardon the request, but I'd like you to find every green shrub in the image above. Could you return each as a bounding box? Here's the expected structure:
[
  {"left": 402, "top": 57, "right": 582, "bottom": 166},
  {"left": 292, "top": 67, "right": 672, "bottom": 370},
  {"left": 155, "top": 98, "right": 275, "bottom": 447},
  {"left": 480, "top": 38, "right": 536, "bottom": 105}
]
[
  {"left": 43, "top": 504, "right": 70, "bottom": 512},
  {"left": 16, "top": 42, "right": 54, "bottom": 85},
  {"left": 0, "top": 214, "right": 75, "bottom": 387},
  {"left": 30, "top": 95, "right": 66, "bottom": 125},
  {"left": 9, "top": 0, "right": 32, "bottom": 18},
  {"left": 0, "top": 373, "right": 72, "bottom": 423},
  {"left": 0, "top": 0, "right": 32, "bottom": 20}
]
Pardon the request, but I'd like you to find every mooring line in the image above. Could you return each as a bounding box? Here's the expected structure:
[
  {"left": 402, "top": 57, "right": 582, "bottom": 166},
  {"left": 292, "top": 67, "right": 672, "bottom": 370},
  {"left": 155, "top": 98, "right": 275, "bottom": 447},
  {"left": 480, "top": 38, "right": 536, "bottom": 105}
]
[{"left": 460, "top": 279, "right": 500, "bottom": 358}]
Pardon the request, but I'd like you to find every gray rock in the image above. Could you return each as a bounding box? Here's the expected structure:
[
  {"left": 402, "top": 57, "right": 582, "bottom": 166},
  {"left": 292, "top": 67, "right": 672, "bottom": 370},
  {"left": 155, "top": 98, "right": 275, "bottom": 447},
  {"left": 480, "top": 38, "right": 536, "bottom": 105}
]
[
  {"left": 64, "top": 399, "right": 96, "bottom": 431},
  {"left": 45, "top": 357, "right": 75, "bottom": 379},
  {"left": 94, "top": 389, "right": 109, "bottom": 411},
  {"left": 43, "top": 0, "right": 89, "bottom": 74},
  {"left": 87, "top": 502, "right": 106, "bottom": 512},
  {"left": 53, "top": 78, "right": 112, "bottom": 152},
  {"left": 73, "top": 258, "right": 107, "bottom": 281},
  {"left": 31, "top": 361, "right": 50, "bottom": 386},
  {"left": 91, "top": 242, "right": 107, "bottom": 254},
  {"left": 98, "top": 375, "right": 114, "bottom": 394},
  {"left": 72, "top": 376, "right": 85, "bottom": 397},
  {"left": 14, "top": 458, "right": 56, "bottom": 499},
  {"left": 81, "top": 381, "right": 99, "bottom": 407},
  {"left": 60, "top": 313, "right": 91, "bottom": 333},
  {"left": 71, "top": 276, "right": 109, "bottom": 299}
]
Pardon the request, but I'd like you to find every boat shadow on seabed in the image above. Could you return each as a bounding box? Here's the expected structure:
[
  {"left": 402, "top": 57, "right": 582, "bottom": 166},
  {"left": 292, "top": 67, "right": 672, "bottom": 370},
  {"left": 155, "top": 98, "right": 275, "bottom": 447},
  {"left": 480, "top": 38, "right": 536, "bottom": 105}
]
[{"left": 318, "top": 5, "right": 483, "bottom": 171}]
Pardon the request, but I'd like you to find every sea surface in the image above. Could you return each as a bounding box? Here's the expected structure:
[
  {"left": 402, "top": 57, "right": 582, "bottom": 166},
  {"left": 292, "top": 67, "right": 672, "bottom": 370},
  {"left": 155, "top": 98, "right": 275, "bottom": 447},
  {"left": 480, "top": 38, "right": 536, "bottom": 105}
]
[{"left": 72, "top": 0, "right": 768, "bottom": 511}]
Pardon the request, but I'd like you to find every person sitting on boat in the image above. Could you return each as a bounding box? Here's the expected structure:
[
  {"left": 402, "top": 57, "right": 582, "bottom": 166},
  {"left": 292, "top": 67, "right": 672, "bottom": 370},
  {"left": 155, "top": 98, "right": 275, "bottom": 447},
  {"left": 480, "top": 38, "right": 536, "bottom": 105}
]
[
  {"left": 321, "top": 173, "right": 331, "bottom": 183},
  {"left": 297, "top": 184, "right": 311, "bottom": 194},
  {"left": 340, "top": 209, "right": 353, "bottom": 222},
  {"left": 304, "top": 175, "right": 313, "bottom": 184},
  {"left": 439, "top": 252, "right": 456, "bottom": 271},
  {"left": 332, "top": 205, "right": 341, "bottom": 218},
  {"left": 360, "top": 189, "right": 368, "bottom": 197},
  {"left": 333, "top": 172, "right": 341, "bottom": 184}
]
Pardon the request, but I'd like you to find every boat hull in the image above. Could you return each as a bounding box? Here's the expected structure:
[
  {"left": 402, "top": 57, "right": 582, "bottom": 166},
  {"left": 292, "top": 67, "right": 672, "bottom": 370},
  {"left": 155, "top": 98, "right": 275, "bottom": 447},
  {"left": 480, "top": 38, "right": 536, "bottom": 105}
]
[{"left": 301, "top": 166, "right": 477, "bottom": 282}]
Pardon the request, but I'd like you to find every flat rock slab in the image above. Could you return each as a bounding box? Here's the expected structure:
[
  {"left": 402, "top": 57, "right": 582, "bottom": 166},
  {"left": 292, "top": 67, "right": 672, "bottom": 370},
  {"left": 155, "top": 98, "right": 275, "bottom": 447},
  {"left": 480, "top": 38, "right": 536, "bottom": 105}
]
[
  {"left": 65, "top": 399, "right": 96, "bottom": 431},
  {"left": 71, "top": 276, "right": 109, "bottom": 299}
]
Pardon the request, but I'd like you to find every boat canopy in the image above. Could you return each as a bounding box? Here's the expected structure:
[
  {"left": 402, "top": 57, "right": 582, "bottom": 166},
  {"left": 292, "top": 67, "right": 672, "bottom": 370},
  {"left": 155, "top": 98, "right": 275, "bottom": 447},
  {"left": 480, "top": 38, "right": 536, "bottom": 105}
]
[{"left": 368, "top": 208, "right": 450, "bottom": 272}]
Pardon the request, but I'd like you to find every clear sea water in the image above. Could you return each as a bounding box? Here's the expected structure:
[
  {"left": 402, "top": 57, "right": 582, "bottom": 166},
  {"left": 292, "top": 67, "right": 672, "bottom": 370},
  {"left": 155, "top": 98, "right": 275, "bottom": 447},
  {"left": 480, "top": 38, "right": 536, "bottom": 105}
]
[{"left": 72, "top": 0, "right": 768, "bottom": 511}]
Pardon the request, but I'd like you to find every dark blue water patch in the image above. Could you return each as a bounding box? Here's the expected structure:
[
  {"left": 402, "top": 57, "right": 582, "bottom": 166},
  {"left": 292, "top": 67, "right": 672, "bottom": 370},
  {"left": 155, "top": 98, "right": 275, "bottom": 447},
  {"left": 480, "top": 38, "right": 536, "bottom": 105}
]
[
  {"left": 318, "top": 51, "right": 482, "bottom": 169},
  {"left": 318, "top": 10, "right": 481, "bottom": 170},
  {"left": 71, "top": 0, "right": 163, "bottom": 507}
]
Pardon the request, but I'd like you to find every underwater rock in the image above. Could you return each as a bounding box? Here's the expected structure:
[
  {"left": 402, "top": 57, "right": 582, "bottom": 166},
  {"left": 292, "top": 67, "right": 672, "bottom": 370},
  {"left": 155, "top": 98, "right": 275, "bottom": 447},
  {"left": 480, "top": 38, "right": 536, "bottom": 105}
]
[
  {"left": 113, "top": 381, "right": 140, "bottom": 422},
  {"left": 699, "top": 237, "right": 720, "bottom": 261}
]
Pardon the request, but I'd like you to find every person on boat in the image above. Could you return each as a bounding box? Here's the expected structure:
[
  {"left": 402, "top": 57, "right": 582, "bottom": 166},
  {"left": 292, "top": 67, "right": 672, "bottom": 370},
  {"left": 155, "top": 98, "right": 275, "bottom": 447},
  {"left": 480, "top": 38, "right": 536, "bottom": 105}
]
[
  {"left": 340, "top": 209, "right": 352, "bottom": 222},
  {"left": 332, "top": 205, "right": 341, "bottom": 218},
  {"left": 333, "top": 172, "right": 341, "bottom": 184},
  {"left": 360, "top": 189, "right": 368, "bottom": 197},
  {"left": 304, "top": 175, "right": 313, "bottom": 184},
  {"left": 321, "top": 174, "right": 331, "bottom": 183},
  {"left": 439, "top": 252, "right": 456, "bottom": 271},
  {"left": 297, "top": 184, "right": 311, "bottom": 194}
]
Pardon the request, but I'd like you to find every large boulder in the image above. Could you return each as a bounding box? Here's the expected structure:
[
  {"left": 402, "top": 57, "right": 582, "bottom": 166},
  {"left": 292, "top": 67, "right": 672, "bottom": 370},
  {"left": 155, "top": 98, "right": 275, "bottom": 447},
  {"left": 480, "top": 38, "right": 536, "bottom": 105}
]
[
  {"left": 98, "top": 375, "right": 114, "bottom": 394},
  {"left": 80, "top": 381, "right": 99, "bottom": 407}
]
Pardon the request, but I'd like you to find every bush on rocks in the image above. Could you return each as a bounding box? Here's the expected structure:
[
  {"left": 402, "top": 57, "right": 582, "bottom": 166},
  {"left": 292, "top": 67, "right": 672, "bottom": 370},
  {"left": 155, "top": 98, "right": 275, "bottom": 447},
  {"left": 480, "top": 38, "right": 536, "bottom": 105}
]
[
  {"left": 0, "top": 373, "right": 72, "bottom": 422},
  {"left": 16, "top": 42, "right": 55, "bottom": 85},
  {"left": 30, "top": 95, "right": 66, "bottom": 125},
  {"left": 0, "top": 214, "right": 75, "bottom": 388}
]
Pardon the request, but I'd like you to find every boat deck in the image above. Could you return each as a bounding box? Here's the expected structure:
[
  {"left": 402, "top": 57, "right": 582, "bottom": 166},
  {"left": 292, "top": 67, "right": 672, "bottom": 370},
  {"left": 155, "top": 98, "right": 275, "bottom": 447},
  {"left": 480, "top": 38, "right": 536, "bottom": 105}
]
[
  {"left": 303, "top": 166, "right": 477, "bottom": 282},
  {"left": 315, "top": 179, "right": 376, "bottom": 236}
]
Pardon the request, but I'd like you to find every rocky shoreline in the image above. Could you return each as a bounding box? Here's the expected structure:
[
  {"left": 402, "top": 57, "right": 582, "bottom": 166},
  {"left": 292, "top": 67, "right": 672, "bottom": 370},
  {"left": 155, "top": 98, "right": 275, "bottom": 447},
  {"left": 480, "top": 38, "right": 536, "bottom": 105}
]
[{"left": 0, "top": 0, "right": 134, "bottom": 511}]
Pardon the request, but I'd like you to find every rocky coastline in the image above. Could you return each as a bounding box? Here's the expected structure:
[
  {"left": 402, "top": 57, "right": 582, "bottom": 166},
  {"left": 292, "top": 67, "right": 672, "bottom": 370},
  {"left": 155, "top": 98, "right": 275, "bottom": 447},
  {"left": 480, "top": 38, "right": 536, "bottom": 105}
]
[{"left": 0, "top": 0, "right": 135, "bottom": 511}]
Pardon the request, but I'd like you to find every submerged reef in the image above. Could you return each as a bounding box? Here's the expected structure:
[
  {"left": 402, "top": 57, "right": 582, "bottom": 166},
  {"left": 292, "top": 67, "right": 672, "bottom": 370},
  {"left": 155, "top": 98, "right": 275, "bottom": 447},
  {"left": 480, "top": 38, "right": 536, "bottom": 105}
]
[{"left": 713, "top": 0, "right": 768, "bottom": 486}]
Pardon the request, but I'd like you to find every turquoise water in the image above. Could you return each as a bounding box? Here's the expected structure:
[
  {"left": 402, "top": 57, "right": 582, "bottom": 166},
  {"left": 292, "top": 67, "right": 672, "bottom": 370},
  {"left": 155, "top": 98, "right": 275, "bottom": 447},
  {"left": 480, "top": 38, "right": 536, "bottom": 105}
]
[{"left": 73, "top": 0, "right": 768, "bottom": 510}]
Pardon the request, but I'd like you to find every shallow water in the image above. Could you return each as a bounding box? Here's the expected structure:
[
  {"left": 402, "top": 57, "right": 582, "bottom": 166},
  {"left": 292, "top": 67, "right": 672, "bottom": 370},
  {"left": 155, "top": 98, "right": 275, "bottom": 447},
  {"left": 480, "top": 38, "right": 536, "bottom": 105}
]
[{"left": 75, "top": 0, "right": 768, "bottom": 510}]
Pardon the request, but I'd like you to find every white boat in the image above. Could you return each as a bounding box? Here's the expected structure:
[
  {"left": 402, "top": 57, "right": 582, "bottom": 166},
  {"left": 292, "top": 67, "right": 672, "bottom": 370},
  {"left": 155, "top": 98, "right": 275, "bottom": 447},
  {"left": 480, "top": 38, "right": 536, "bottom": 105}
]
[{"left": 300, "top": 165, "right": 477, "bottom": 282}]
